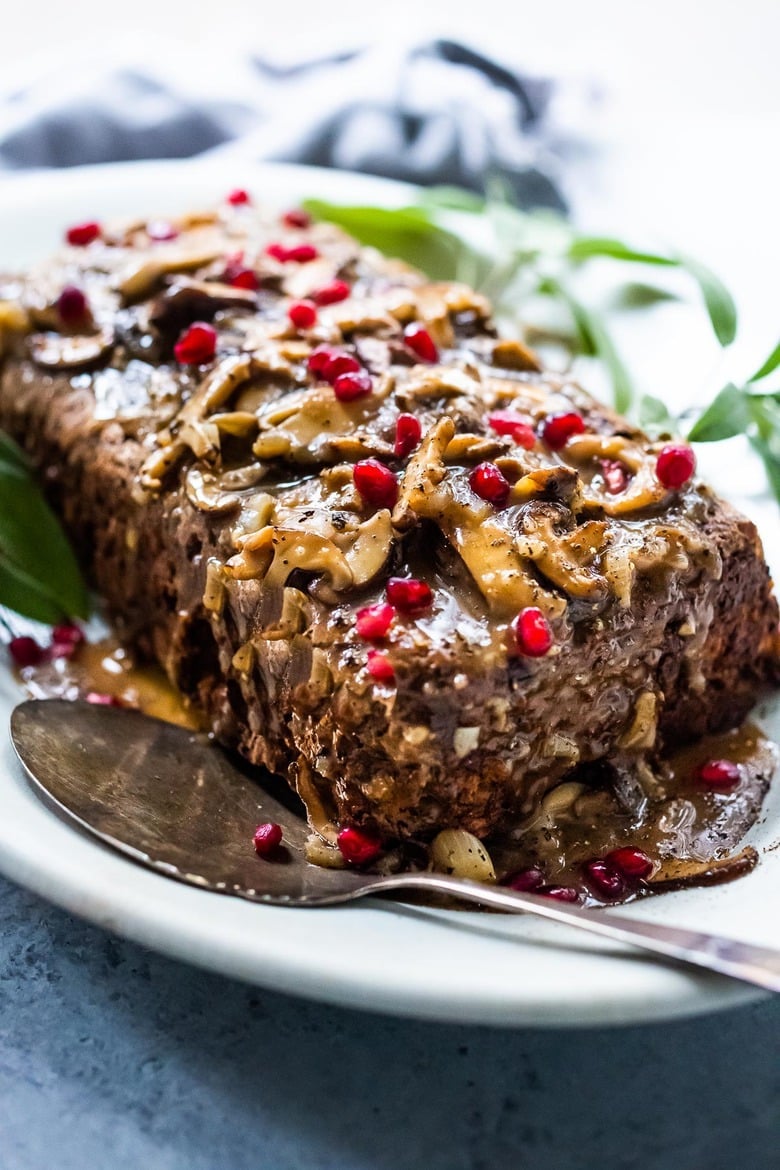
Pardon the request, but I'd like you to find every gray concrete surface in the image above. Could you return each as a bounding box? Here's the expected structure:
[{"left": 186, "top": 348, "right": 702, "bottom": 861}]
[{"left": 0, "top": 875, "right": 777, "bottom": 1170}]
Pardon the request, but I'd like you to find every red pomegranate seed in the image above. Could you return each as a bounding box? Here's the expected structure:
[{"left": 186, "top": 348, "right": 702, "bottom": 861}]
[
  {"left": 146, "top": 220, "right": 178, "bottom": 242},
  {"left": 605, "top": 847, "right": 654, "bottom": 880},
  {"left": 307, "top": 346, "right": 362, "bottom": 384},
  {"left": 656, "top": 443, "right": 696, "bottom": 489},
  {"left": 85, "top": 692, "right": 124, "bottom": 707},
  {"left": 229, "top": 267, "right": 259, "bottom": 291},
  {"left": 600, "top": 458, "right": 629, "bottom": 494},
  {"left": 334, "top": 371, "right": 373, "bottom": 402},
  {"left": 288, "top": 299, "right": 318, "bottom": 329},
  {"left": 327, "top": 354, "right": 362, "bottom": 384},
  {"left": 266, "top": 242, "right": 291, "bottom": 262},
  {"left": 282, "top": 208, "right": 311, "bottom": 229},
  {"left": 287, "top": 243, "right": 319, "bottom": 264},
  {"left": 174, "top": 322, "right": 217, "bottom": 364},
  {"left": 697, "top": 758, "right": 741, "bottom": 789},
  {"left": 537, "top": 885, "right": 580, "bottom": 903},
  {"left": 583, "top": 859, "right": 626, "bottom": 901},
  {"left": 469, "top": 462, "right": 510, "bottom": 507},
  {"left": 337, "top": 825, "right": 383, "bottom": 865},
  {"left": 403, "top": 323, "right": 438, "bottom": 363},
  {"left": 353, "top": 459, "right": 398, "bottom": 509},
  {"left": 307, "top": 345, "right": 337, "bottom": 377},
  {"left": 511, "top": 607, "right": 553, "bottom": 657},
  {"left": 8, "top": 636, "right": 45, "bottom": 669},
  {"left": 253, "top": 822, "right": 283, "bottom": 856},
  {"left": 487, "top": 410, "right": 536, "bottom": 449},
  {"left": 366, "top": 649, "right": 396, "bottom": 683},
  {"left": 394, "top": 413, "right": 422, "bottom": 458},
  {"left": 504, "top": 866, "right": 545, "bottom": 892},
  {"left": 57, "top": 286, "right": 89, "bottom": 326},
  {"left": 386, "top": 577, "right": 433, "bottom": 615},
  {"left": 227, "top": 188, "right": 251, "bottom": 206},
  {"left": 541, "top": 411, "right": 586, "bottom": 450},
  {"left": 66, "top": 221, "right": 101, "bottom": 247},
  {"left": 312, "top": 279, "right": 350, "bottom": 306},
  {"left": 50, "top": 623, "right": 85, "bottom": 659},
  {"left": 356, "top": 603, "right": 395, "bottom": 640}
]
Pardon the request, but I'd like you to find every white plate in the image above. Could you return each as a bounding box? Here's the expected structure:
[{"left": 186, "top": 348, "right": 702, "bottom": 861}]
[{"left": 0, "top": 159, "right": 777, "bottom": 1027}]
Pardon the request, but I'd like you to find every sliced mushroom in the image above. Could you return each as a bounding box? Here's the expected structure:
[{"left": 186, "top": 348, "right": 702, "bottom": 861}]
[
  {"left": 253, "top": 376, "right": 395, "bottom": 464},
  {"left": 491, "top": 338, "right": 542, "bottom": 373},
  {"left": 29, "top": 327, "right": 115, "bottom": 371},
  {"left": 227, "top": 525, "right": 354, "bottom": 594},
  {"left": 148, "top": 277, "right": 258, "bottom": 337},
  {"left": 393, "top": 419, "right": 566, "bottom": 617},
  {"left": 565, "top": 432, "right": 668, "bottom": 515},
  {"left": 119, "top": 244, "right": 225, "bottom": 303},
  {"left": 519, "top": 502, "right": 609, "bottom": 601}
]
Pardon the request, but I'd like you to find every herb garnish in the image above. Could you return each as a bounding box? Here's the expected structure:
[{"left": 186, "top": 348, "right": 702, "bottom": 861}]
[{"left": 0, "top": 431, "right": 89, "bottom": 623}]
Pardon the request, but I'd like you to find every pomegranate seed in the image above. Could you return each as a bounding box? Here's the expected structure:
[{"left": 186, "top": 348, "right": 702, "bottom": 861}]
[
  {"left": 537, "top": 885, "right": 580, "bottom": 903},
  {"left": 394, "top": 413, "right": 422, "bottom": 457},
  {"left": 253, "top": 822, "right": 283, "bottom": 856},
  {"left": 312, "top": 279, "right": 350, "bottom": 306},
  {"left": 605, "top": 847, "right": 654, "bottom": 880},
  {"left": 266, "top": 242, "right": 291, "bottom": 262},
  {"left": 307, "top": 346, "right": 362, "bottom": 384},
  {"left": 656, "top": 443, "right": 696, "bottom": 489},
  {"left": 600, "top": 458, "right": 629, "bottom": 494},
  {"left": 327, "top": 353, "right": 362, "bottom": 384},
  {"left": 66, "top": 221, "right": 101, "bottom": 247},
  {"left": 226, "top": 188, "right": 251, "bottom": 206},
  {"left": 8, "top": 636, "right": 45, "bottom": 669},
  {"left": 504, "top": 866, "right": 544, "bottom": 892},
  {"left": 353, "top": 459, "right": 398, "bottom": 508},
  {"left": 511, "top": 607, "right": 553, "bottom": 657},
  {"left": 229, "top": 267, "right": 259, "bottom": 291},
  {"left": 386, "top": 577, "right": 433, "bottom": 615},
  {"left": 469, "top": 462, "right": 510, "bottom": 507},
  {"left": 57, "top": 286, "right": 89, "bottom": 326},
  {"left": 282, "top": 208, "right": 311, "bottom": 229},
  {"left": 403, "top": 323, "right": 438, "bottom": 363},
  {"left": 146, "top": 220, "right": 178, "bottom": 242},
  {"left": 583, "top": 859, "right": 626, "bottom": 901},
  {"left": 287, "top": 244, "right": 319, "bottom": 264},
  {"left": 288, "top": 299, "right": 318, "bottom": 329},
  {"left": 174, "top": 322, "right": 217, "bottom": 364},
  {"left": 541, "top": 411, "right": 586, "bottom": 450},
  {"left": 366, "top": 649, "right": 396, "bottom": 683},
  {"left": 85, "top": 692, "right": 124, "bottom": 706},
  {"left": 51, "top": 623, "right": 84, "bottom": 659},
  {"left": 334, "top": 371, "right": 373, "bottom": 402},
  {"left": 356, "top": 603, "right": 395, "bottom": 640},
  {"left": 487, "top": 410, "right": 536, "bottom": 449},
  {"left": 697, "top": 758, "right": 741, "bottom": 789},
  {"left": 307, "top": 345, "right": 337, "bottom": 377},
  {"left": 337, "top": 825, "right": 383, "bottom": 865}
]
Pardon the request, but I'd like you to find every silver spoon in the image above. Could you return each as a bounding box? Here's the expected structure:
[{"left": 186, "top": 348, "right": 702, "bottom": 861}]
[{"left": 9, "top": 698, "right": 780, "bottom": 994}]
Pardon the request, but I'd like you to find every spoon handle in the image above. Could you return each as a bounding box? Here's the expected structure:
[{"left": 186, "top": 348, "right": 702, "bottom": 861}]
[{"left": 365, "top": 873, "right": 780, "bottom": 994}]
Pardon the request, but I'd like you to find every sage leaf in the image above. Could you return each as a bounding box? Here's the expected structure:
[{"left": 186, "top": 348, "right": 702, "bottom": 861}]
[
  {"left": 687, "top": 383, "right": 750, "bottom": 442},
  {"left": 0, "top": 453, "right": 89, "bottom": 622},
  {"left": 639, "top": 395, "right": 676, "bottom": 431},
  {"left": 676, "top": 254, "right": 737, "bottom": 347},
  {"left": 748, "top": 338, "right": 780, "bottom": 383},
  {"left": 568, "top": 236, "right": 678, "bottom": 266}
]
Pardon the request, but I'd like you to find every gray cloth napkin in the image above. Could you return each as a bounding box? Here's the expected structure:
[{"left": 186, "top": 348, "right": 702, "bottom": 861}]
[{"left": 0, "top": 39, "right": 590, "bottom": 211}]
